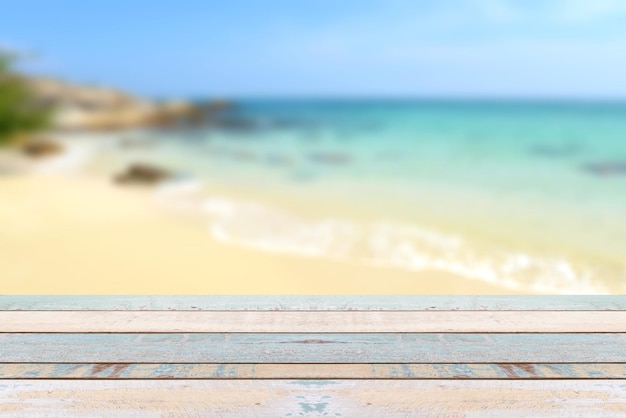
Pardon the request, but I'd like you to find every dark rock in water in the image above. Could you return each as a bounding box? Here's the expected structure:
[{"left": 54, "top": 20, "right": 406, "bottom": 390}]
[
  {"left": 206, "top": 114, "right": 324, "bottom": 134},
  {"left": 21, "top": 138, "right": 64, "bottom": 158},
  {"left": 308, "top": 152, "right": 352, "bottom": 165},
  {"left": 582, "top": 161, "right": 626, "bottom": 177},
  {"left": 114, "top": 163, "right": 173, "bottom": 185},
  {"left": 268, "top": 118, "right": 323, "bottom": 131},
  {"left": 200, "top": 99, "right": 233, "bottom": 112}
]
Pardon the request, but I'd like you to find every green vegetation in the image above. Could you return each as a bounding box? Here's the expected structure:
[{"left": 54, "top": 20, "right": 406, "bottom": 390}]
[{"left": 0, "top": 52, "right": 51, "bottom": 145}]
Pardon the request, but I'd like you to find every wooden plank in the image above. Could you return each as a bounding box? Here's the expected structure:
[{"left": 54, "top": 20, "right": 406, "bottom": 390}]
[
  {"left": 2, "top": 310, "right": 626, "bottom": 333},
  {"left": 2, "top": 333, "right": 625, "bottom": 363},
  {"left": 2, "top": 295, "right": 625, "bottom": 311},
  {"left": 2, "top": 380, "right": 625, "bottom": 417},
  {"left": 2, "top": 363, "right": 626, "bottom": 379}
]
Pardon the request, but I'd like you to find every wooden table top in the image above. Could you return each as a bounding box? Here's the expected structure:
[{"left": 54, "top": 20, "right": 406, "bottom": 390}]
[{"left": 1, "top": 296, "right": 625, "bottom": 417}]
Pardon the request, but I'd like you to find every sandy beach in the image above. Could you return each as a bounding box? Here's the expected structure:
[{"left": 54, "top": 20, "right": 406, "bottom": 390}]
[{"left": 0, "top": 173, "right": 525, "bottom": 295}]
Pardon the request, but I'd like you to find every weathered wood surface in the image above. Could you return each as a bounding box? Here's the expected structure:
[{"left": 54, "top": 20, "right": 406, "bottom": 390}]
[
  {"left": 2, "top": 297, "right": 625, "bottom": 415},
  {"left": 2, "top": 295, "right": 625, "bottom": 311},
  {"left": 3, "top": 310, "right": 626, "bottom": 333},
  {"left": 2, "top": 363, "right": 626, "bottom": 379},
  {"left": 2, "top": 380, "right": 626, "bottom": 417},
  {"left": 2, "top": 333, "right": 625, "bottom": 363}
]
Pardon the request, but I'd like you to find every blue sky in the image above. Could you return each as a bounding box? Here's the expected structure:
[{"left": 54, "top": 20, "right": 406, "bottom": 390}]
[{"left": 3, "top": 0, "right": 626, "bottom": 98}]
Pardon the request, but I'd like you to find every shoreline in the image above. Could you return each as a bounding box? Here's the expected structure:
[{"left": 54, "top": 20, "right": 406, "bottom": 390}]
[{"left": 0, "top": 173, "right": 529, "bottom": 295}]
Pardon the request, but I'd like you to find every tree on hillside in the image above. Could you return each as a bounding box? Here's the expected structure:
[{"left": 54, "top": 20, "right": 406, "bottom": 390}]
[{"left": 0, "top": 51, "right": 51, "bottom": 145}]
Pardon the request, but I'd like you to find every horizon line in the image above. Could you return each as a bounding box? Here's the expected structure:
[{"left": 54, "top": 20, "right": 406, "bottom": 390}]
[{"left": 177, "top": 95, "right": 626, "bottom": 104}]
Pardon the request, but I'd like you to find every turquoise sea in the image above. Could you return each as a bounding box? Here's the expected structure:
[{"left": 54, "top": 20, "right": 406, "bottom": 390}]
[{"left": 71, "top": 100, "right": 626, "bottom": 294}]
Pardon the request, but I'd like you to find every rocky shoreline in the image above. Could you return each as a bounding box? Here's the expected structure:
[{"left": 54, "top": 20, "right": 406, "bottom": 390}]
[
  {"left": 2, "top": 77, "right": 233, "bottom": 171},
  {"left": 26, "top": 77, "right": 229, "bottom": 131}
]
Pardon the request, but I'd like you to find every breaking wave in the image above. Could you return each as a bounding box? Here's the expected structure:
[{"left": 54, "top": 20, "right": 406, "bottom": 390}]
[{"left": 201, "top": 195, "right": 608, "bottom": 294}]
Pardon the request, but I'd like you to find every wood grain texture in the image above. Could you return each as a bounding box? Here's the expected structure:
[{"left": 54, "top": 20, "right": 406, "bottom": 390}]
[
  {"left": 2, "top": 333, "right": 625, "bottom": 363},
  {"left": 2, "top": 310, "right": 626, "bottom": 333},
  {"left": 2, "top": 380, "right": 626, "bottom": 417},
  {"left": 2, "top": 363, "right": 626, "bottom": 379},
  {"left": 2, "top": 295, "right": 625, "bottom": 311}
]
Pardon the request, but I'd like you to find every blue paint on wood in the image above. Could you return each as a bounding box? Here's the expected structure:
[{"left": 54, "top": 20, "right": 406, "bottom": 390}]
[{"left": 1, "top": 333, "right": 625, "bottom": 363}]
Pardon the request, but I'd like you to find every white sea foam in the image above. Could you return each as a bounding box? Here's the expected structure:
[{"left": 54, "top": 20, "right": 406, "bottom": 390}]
[
  {"left": 155, "top": 177, "right": 203, "bottom": 195},
  {"left": 152, "top": 177, "right": 206, "bottom": 216},
  {"left": 203, "top": 197, "right": 360, "bottom": 258},
  {"left": 200, "top": 195, "right": 610, "bottom": 294},
  {"left": 365, "top": 226, "right": 603, "bottom": 294}
]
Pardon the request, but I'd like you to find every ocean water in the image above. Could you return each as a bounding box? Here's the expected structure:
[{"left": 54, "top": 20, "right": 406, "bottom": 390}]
[{"left": 69, "top": 100, "right": 626, "bottom": 294}]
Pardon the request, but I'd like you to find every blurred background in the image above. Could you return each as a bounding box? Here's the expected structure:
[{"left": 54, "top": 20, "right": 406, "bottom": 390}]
[{"left": 1, "top": 1, "right": 625, "bottom": 294}]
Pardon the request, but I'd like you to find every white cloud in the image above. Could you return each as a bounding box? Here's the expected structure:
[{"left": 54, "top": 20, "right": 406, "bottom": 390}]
[
  {"left": 549, "top": 0, "right": 626, "bottom": 22},
  {"left": 461, "top": 0, "right": 626, "bottom": 24}
]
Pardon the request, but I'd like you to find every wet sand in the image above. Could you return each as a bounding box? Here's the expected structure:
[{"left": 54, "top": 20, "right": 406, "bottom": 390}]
[{"left": 0, "top": 174, "right": 526, "bottom": 294}]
